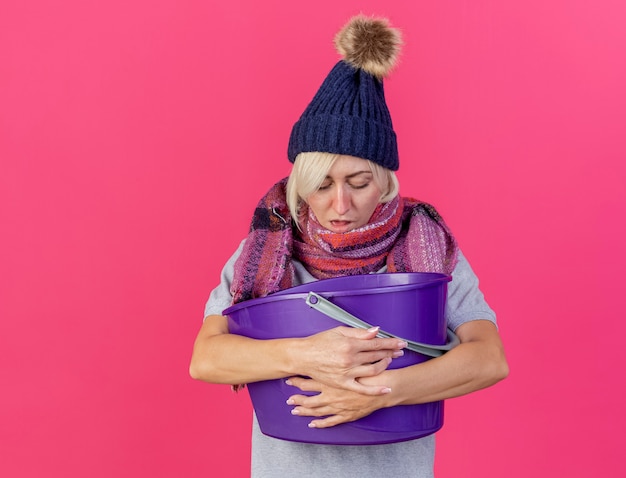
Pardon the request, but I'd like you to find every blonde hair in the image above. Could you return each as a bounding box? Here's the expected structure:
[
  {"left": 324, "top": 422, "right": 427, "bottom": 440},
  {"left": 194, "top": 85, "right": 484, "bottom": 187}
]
[{"left": 286, "top": 152, "right": 399, "bottom": 226}]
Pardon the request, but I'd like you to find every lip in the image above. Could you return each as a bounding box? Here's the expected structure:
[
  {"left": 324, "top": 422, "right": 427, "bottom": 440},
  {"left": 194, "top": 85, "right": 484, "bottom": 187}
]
[{"left": 328, "top": 220, "right": 354, "bottom": 233}]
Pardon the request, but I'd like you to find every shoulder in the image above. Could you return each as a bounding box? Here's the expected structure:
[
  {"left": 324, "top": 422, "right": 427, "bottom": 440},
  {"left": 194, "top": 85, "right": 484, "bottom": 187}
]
[{"left": 446, "top": 250, "right": 497, "bottom": 330}]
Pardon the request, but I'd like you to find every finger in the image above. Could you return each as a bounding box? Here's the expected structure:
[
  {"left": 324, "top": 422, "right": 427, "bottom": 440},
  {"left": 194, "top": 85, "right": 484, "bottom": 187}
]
[
  {"left": 356, "top": 348, "right": 404, "bottom": 364},
  {"left": 286, "top": 377, "right": 321, "bottom": 392},
  {"left": 357, "top": 336, "right": 408, "bottom": 352},
  {"left": 286, "top": 394, "right": 323, "bottom": 408},
  {"left": 288, "top": 396, "right": 329, "bottom": 411},
  {"left": 291, "top": 406, "right": 329, "bottom": 418},
  {"left": 286, "top": 375, "right": 385, "bottom": 398},
  {"left": 337, "top": 327, "right": 408, "bottom": 352},
  {"left": 337, "top": 325, "right": 380, "bottom": 340},
  {"left": 349, "top": 356, "right": 394, "bottom": 378},
  {"left": 308, "top": 414, "right": 354, "bottom": 429},
  {"left": 285, "top": 395, "right": 324, "bottom": 408},
  {"left": 342, "top": 378, "right": 392, "bottom": 396}
]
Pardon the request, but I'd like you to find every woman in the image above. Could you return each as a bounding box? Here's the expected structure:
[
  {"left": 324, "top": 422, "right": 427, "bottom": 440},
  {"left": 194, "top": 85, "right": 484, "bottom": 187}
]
[{"left": 190, "top": 15, "right": 508, "bottom": 477}]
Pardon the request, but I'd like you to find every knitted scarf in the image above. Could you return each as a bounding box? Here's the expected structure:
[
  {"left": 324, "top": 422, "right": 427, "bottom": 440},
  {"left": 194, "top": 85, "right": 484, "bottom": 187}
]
[{"left": 230, "top": 178, "right": 458, "bottom": 304}]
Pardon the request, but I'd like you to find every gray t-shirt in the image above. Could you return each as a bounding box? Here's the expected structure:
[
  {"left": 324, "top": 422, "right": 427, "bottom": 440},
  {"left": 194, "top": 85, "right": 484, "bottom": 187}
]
[{"left": 204, "top": 240, "right": 496, "bottom": 477}]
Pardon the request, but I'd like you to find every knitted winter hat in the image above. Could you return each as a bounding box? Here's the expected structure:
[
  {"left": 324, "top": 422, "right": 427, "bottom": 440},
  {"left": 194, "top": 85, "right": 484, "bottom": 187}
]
[{"left": 287, "top": 15, "right": 402, "bottom": 170}]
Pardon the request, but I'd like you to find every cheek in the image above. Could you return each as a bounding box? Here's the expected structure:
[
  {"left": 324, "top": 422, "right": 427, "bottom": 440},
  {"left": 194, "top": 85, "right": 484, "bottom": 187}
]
[
  {"left": 305, "top": 195, "right": 326, "bottom": 218},
  {"left": 362, "top": 191, "right": 382, "bottom": 214}
]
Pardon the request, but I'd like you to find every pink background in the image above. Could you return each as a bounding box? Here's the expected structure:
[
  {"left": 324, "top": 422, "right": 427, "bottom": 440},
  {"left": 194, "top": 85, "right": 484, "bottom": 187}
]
[{"left": 2, "top": 1, "right": 625, "bottom": 476}]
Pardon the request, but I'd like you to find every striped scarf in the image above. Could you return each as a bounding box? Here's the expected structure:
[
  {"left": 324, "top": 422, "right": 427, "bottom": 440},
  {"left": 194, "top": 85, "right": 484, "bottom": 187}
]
[{"left": 230, "top": 178, "right": 458, "bottom": 304}]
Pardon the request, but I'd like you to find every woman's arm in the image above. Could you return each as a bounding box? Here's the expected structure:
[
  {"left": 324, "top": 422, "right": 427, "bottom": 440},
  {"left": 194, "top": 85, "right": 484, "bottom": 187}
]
[
  {"left": 384, "top": 319, "right": 508, "bottom": 404},
  {"left": 286, "top": 319, "right": 508, "bottom": 428},
  {"left": 189, "top": 314, "right": 408, "bottom": 395}
]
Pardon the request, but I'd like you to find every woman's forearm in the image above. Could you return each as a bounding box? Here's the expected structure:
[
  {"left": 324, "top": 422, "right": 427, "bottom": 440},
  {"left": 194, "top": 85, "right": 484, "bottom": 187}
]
[
  {"left": 189, "top": 315, "right": 300, "bottom": 384},
  {"left": 364, "top": 320, "right": 509, "bottom": 406}
]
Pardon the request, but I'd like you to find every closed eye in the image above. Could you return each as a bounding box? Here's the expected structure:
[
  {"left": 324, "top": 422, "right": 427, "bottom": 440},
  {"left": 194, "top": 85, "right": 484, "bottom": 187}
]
[{"left": 349, "top": 182, "right": 371, "bottom": 189}]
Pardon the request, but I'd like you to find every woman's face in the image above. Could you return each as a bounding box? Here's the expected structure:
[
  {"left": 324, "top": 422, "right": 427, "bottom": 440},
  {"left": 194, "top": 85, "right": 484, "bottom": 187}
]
[{"left": 306, "top": 155, "right": 383, "bottom": 233}]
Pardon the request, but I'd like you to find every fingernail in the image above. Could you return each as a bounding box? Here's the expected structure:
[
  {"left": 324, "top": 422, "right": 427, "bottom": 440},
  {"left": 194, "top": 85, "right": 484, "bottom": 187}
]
[
  {"left": 392, "top": 350, "right": 404, "bottom": 358},
  {"left": 291, "top": 408, "right": 300, "bottom": 415},
  {"left": 285, "top": 379, "right": 293, "bottom": 386},
  {"left": 308, "top": 422, "right": 317, "bottom": 428},
  {"left": 368, "top": 326, "right": 380, "bottom": 333},
  {"left": 286, "top": 398, "right": 295, "bottom": 405},
  {"left": 381, "top": 387, "right": 392, "bottom": 394},
  {"left": 397, "top": 340, "right": 408, "bottom": 348}
]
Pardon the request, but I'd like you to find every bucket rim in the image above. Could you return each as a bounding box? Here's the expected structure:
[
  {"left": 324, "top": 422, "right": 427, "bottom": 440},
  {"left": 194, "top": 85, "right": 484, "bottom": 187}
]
[
  {"left": 274, "top": 271, "right": 450, "bottom": 296},
  {"left": 223, "top": 273, "right": 451, "bottom": 316}
]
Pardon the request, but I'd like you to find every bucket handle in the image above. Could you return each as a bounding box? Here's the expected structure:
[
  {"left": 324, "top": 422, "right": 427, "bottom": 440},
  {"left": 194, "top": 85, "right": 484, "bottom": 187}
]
[{"left": 305, "top": 292, "right": 459, "bottom": 358}]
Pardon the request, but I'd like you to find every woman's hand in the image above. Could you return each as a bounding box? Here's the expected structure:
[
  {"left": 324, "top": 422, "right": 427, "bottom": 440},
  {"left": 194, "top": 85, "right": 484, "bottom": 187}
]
[
  {"left": 285, "top": 375, "right": 392, "bottom": 428},
  {"left": 296, "top": 326, "right": 407, "bottom": 396}
]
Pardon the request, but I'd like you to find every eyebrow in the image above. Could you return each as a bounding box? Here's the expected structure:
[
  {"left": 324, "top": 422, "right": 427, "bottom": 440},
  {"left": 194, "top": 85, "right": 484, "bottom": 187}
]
[{"left": 325, "top": 170, "right": 373, "bottom": 180}]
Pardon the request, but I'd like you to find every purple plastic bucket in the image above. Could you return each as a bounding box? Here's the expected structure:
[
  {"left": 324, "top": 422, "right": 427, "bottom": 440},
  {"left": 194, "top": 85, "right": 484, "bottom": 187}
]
[{"left": 223, "top": 272, "right": 451, "bottom": 445}]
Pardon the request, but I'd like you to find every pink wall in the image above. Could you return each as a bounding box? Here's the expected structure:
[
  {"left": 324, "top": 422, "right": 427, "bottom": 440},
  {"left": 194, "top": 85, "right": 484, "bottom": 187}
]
[{"left": 2, "top": 1, "right": 625, "bottom": 476}]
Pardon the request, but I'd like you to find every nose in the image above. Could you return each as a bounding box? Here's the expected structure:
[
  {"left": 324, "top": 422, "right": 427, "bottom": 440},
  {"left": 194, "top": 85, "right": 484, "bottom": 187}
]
[{"left": 333, "top": 185, "right": 351, "bottom": 215}]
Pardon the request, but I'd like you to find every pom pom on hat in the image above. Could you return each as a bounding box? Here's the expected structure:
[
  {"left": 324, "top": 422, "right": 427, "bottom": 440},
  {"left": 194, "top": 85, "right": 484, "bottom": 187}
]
[{"left": 334, "top": 15, "right": 402, "bottom": 80}]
